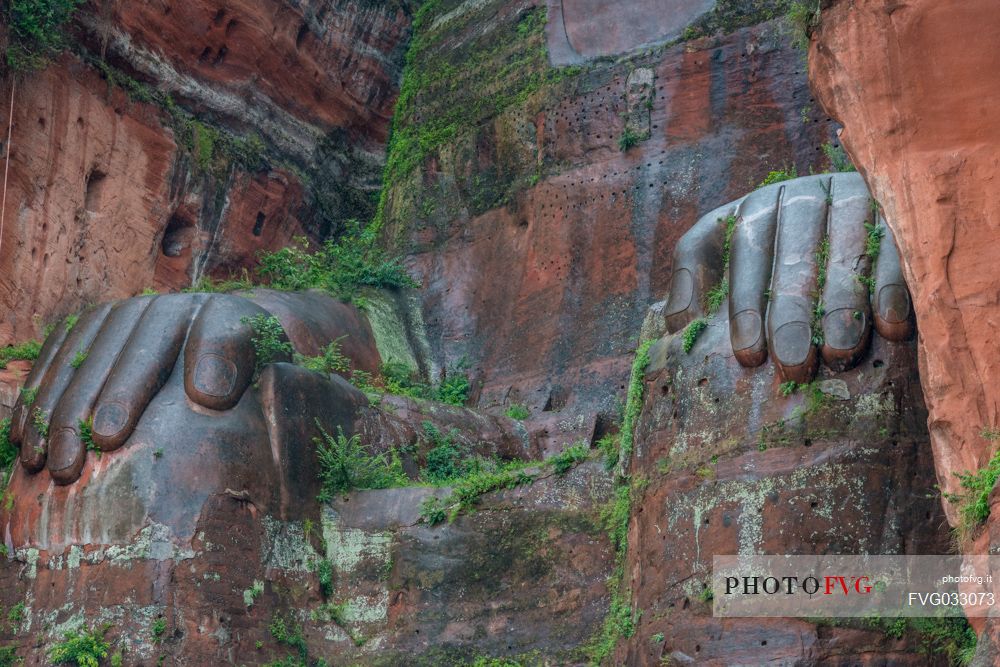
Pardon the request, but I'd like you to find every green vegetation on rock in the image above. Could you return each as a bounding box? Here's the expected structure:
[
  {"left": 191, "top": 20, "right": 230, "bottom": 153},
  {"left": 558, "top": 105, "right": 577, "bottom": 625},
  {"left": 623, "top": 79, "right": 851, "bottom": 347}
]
[
  {"left": 48, "top": 624, "right": 111, "bottom": 667},
  {"left": 0, "top": 339, "right": 42, "bottom": 370},
  {"left": 315, "top": 425, "right": 407, "bottom": 502},
  {"left": 5, "top": 0, "right": 83, "bottom": 71}
]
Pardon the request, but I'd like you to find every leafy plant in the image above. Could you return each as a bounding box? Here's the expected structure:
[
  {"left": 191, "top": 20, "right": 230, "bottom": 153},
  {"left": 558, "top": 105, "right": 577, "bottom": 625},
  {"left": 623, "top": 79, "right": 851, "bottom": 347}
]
[
  {"left": 681, "top": 319, "right": 708, "bottom": 353},
  {"left": 243, "top": 579, "right": 264, "bottom": 607},
  {"left": 296, "top": 337, "right": 350, "bottom": 375},
  {"left": 150, "top": 618, "right": 166, "bottom": 644},
  {"left": 79, "top": 418, "right": 97, "bottom": 455},
  {"left": 48, "top": 624, "right": 111, "bottom": 667},
  {"left": 315, "top": 425, "right": 407, "bottom": 501},
  {"left": 618, "top": 127, "right": 640, "bottom": 152},
  {"left": 950, "top": 447, "right": 1000, "bottom": 544},
  {"left": 421, "top": 423, "right": 467, "bottom": 483},
  {"left": 242, "top": 314, "right": 293, "bottom": 377},
  {"left": 504, "top": 403, "right": 530, "bottom": 420},
  {"left": 865, "top": 221, "right": 885, "bottom": 261},
  {"left": 436, "top": 373, "right": 470, "bottom": 406},
  {"left": 268, "top": 615, "right": 308, "bottom": 662},
  {"left": 780, "top": 381, "right": 798, "bottom": 396}
]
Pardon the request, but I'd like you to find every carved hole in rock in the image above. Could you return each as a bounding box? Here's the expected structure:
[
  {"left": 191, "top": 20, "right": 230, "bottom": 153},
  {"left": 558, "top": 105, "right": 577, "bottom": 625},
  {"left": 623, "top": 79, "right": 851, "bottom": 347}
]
[
  {"left": 225, "top": 19, "right": 238, "bottom": 36},
  {"left": 162, "top": 213, "right": 195, "bottom": 258},
  {"left": 213, "top": 8, "right": 226, "bottom": 24},
  {"left": 253, "top": 212, "right": 266, "bottom": 236},
  {"left": 84, "top": 169, "right": 107, "bottom": 212},
  {"left": 37, "top": 117, "right": 45, "bottom": 129},
  {"left": 803, "top": 438, "right": 812, "bottom": 447},
  {"left": 873, "top": 359, "right": 884, "bottom": 368},
  {"left": 296, "top": 22, "right": 310, "bottom": 48},
  {"left": 810, "top": 501, "right": 818, "bottom": 508},
  {"left": 199, "top": 47, "right": 213, "bottom": 63},
  {"left": 212, "top": 46, "right": 228, "bottom": 66}
]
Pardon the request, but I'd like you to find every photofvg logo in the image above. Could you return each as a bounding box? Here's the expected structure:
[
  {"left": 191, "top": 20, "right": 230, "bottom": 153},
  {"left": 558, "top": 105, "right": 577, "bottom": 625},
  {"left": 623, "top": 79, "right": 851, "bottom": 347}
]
[{"left": 712, "top": 555, "right": 1000, "bottom": 618}]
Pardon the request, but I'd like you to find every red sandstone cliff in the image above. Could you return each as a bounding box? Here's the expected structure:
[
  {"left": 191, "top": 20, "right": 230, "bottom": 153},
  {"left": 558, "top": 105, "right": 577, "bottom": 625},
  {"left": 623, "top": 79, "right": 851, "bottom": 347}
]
[{"left": 809, "top": 0, "right": 1000, "bottom": 522}]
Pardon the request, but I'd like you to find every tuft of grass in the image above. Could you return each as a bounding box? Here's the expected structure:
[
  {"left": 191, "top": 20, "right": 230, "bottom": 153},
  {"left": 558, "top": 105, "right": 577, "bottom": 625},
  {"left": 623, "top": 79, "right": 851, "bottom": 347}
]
[
  {"left": 70, "top": 349, "right": 88, "bottom": 369},
  {"left": 243, "top": 579, "right": 264, "bottom": 607},
  {"left": 317, "top": 559, "right": 334, "bottom": 598},
  {"left": 504, "top": 403, "right": 530, "bottom": 420},
  {"left": 822, "top": 142, "right": 855, "bottom": 172},
  {"left": 20, "top": 386, "right": 38, "bottom": 407},
  {"left": 780, "top": 381, "right": 798, "bottom": 397},
  {"left": 64, "top": 314, "right": 79, "bottom": 332},
  {"left": 758, "top": 165, "right": 797, "bottom": 188},
  {"left": 48, "top": 623, "right": 111, "bottom": 666},
  {"left": 315, "top": 425, "right": 407, "bottom": 502},
  {"left": 681, "top": 319, "right": 708, "bottom": 354},
  {"left": 981, "top": 426, "right": 1000, "bottom": 441}
]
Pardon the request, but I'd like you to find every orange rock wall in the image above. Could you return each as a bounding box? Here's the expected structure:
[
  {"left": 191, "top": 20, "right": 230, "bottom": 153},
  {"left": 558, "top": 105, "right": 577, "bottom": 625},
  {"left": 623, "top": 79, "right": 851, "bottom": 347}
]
[{"left": 809, "top": 0, "right": 1000, "bottom": 512}]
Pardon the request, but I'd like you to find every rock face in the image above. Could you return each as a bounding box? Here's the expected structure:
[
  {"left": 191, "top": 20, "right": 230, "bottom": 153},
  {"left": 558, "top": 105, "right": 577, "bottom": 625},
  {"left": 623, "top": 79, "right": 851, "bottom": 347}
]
[
  {"left": 809, "top": 0, "right": 1000, "bottom": 518},
  {"left": 620, "top": 316, "right": 949, "bottom": 665},
  {"left": 0, "top": 0, "right": 415, "bottom": 344},
  {"left": 383, "top": 0, "right": 837, "bottom": 425}
]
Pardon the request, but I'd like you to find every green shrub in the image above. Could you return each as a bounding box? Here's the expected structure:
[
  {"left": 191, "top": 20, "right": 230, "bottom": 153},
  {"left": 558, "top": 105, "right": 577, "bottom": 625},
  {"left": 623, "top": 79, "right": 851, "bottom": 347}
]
[
  {"left": 0, "top": 646, "right": 17, "bottom": 667},
  {"left": 78, "top": 418, "right": 98, "bottom": 455},
  {"left": 315, "top": 425, "right": 407, "bottom": 501},
  {"left": 48, "top": 624, "right": 111, "bottom": 667},
  {"left": 421, "top": 423, "right": 467, "bottom": 483},
  {"left": 779, "top": 381, "right": 798, "bottom": 397},
  {"left": 268, "top": 615, "right": 307, "bottom": 661},
  {"left": 256, "top": 221, "right": 417, "bottom": 302},
  {"left": 951, "top": 448, "right": 1000, "bottom": 543},
  {"left": 0, "top": 339, "right": 42, "bottom": 370},
  {"left": 504, "top": 403, "right": 530, "bottom": 420},
  {"left": 6, "top": 0, "right": 84, "bottom": 71},
  {"left": 865, "top": 221, "right": 885, "bottom": 261},
  {"left": 31, "top": 408, "right": 48, "bottom": 439},
  {"left": 436, "top": 373, "right": 470, "bottom": 406}
]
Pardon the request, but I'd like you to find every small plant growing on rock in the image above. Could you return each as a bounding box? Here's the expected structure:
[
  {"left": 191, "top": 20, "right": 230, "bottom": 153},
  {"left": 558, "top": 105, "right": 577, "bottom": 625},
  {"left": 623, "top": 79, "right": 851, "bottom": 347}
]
[
  {"left": 243, "top": 580, "right": 264, "bottom": 607},
  {"left": 436, "top": 372, "right": 470, "bottom": 406},
  {"left": 70, "top": 349, "right": 88, "bottom": 369},
  {"left": 315, "top": 425, "right": 406, "bottom": 501},
  {"left": 549, "top": 443, "right": 589, "bottom": 474},
  {"left": 48, "top": 623, "right": 112, "bottom": 667},
  {"left": 681, "top": 319, "right": 708, "bottom": 354},
  {"left": 865, "top": 221, "right": 885, "bottom": 261},
  {"left": 79, "top": 418, "right": 98, "bottom": 456},
  {"left": 150, "top": 618, "right": 166, "bottom": 644},
  {"left": 758, "top": 165, "right": 798, "bottom": 188},
  {"left": 317, "top": 559, "right": 334, "bottom": 598},
  {"left": 296, "top": 337, "right": 350, "bottom": 375},
  {"left": 242, "top": 314, "right": 293, "bottom": 378},
  {"left": 0, "top": 338, "right": 42, "bottom": 370},
  {"left": 504, "top": 403, "right": 530, "bottom": 420},
  {"left": 780, "top": 381, "right": 798, "bottom": 397},
  {"left": 618, "top": 126, "right": 640, "bottom": 152},
  {"left": 19, "top": 386, "right": 38, "bottom": 407},
  {"left": 822, "top": 142, "right": 855, "bottom": 173},
  {"left": 31, "top": 408, "right": 48, "bottom": 438}
]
